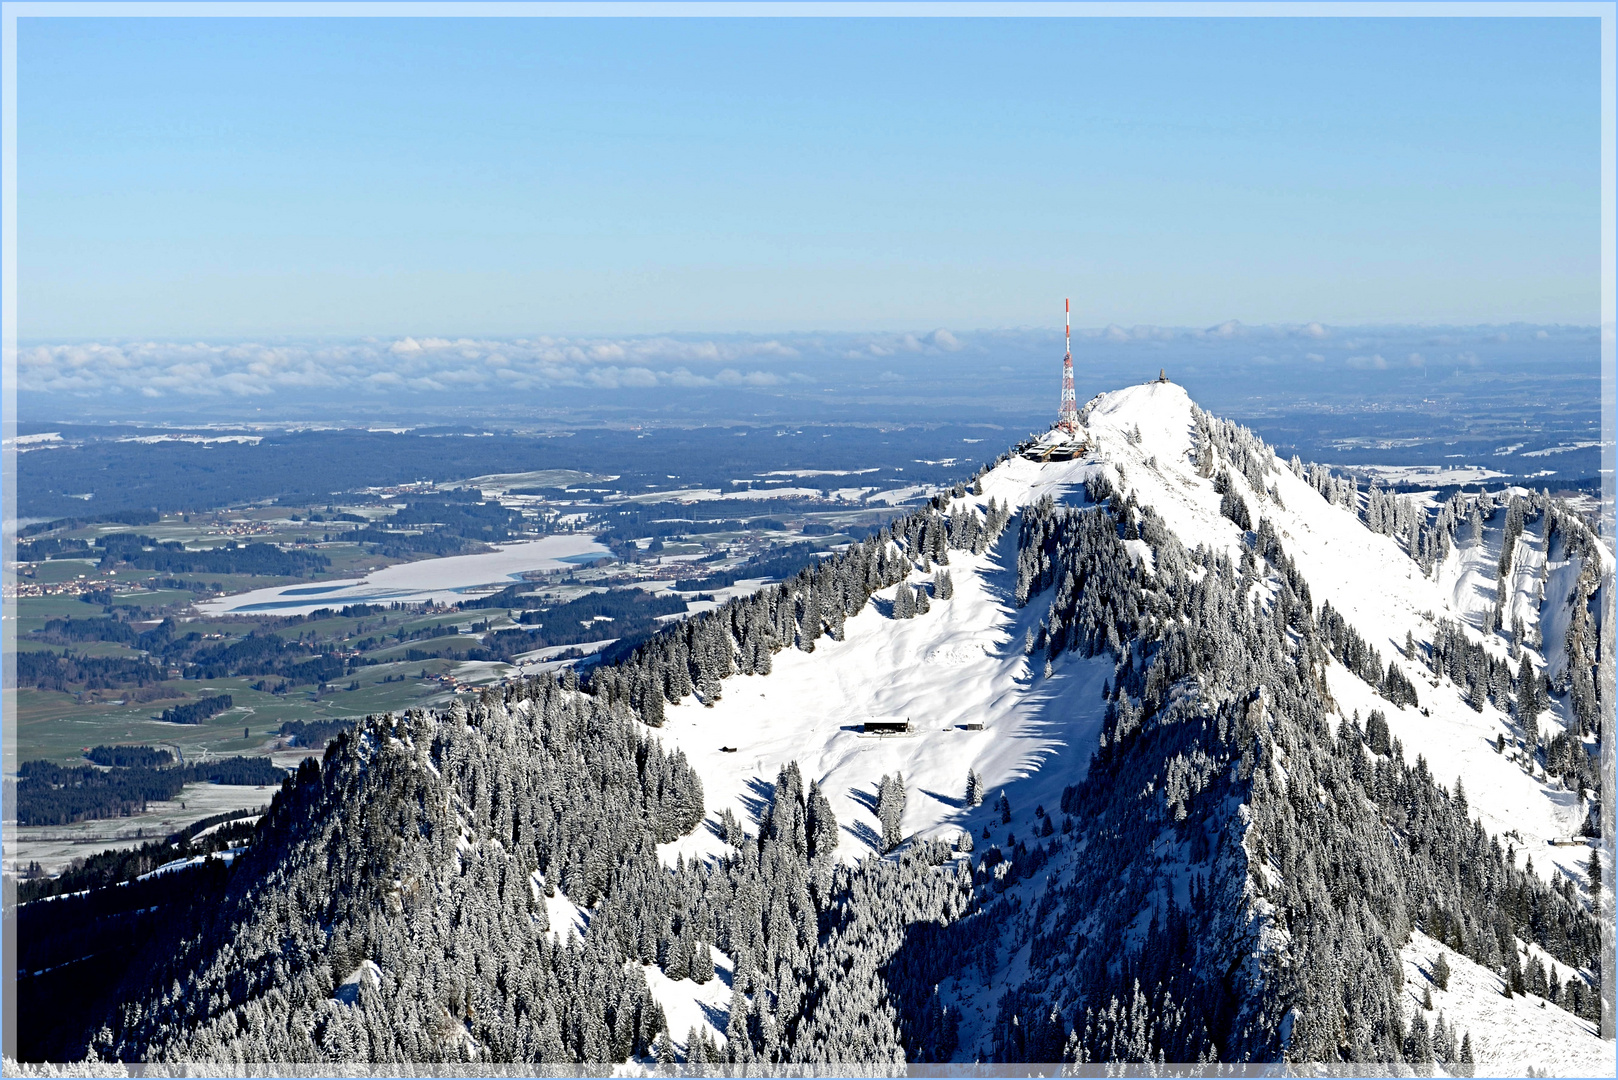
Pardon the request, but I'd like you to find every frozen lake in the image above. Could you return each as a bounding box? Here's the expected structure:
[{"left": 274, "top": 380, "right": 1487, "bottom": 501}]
[{"left": 197, "top": 534, "right": 613, "bottom": 616}]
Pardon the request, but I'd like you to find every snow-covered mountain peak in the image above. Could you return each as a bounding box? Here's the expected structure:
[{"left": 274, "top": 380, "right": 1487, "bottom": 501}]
[
  {"left": 651, "top": 377, "right": 1609, "bottom": 893},
  {"left": 630, "top": 378, "right": 1608, "bottom": 1067},
  {"left": 1028, "top": 378, "right": 1199, "bottom": 465},
  {"left": 94, "top": 379, "right": 1609, "bottom": 1074},
  {"left": 1053, "top": 383, "right": 1608, "bottom": 883},
  {"left": 1082, "top": 377, "right": 1197, "bottom": 445}
]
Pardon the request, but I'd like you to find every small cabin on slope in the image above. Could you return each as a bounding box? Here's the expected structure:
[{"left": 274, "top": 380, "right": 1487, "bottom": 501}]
[{"left": 863, "top": 716, "right": 910, "bottom": 735}]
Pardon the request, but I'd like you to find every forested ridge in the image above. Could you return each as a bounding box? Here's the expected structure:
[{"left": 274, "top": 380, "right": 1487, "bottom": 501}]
[
  {"left": 985, "top": 491, "right": 1602, "bottom": 1064},
  {"left": 22, "top": 400, "right": 1610, "bottom": 1069},
  {"left": 57, "top": 477, "right": 1013, "bottom": 1065}
]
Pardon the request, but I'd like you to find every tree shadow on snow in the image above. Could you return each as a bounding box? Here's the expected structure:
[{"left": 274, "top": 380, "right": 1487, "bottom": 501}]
[
  {"left": 881, "top": 900, "right": 1009, "bottom": 1062},
  {"left": 697, "top": 1000, "right": 730, "bottom": 1032},
  {"left": 844, "top": 819, "right": 883, "bottom": 851},
  {"left": 919, "top": 787, "right": 964, "bottom": 810},
  {"left": 977, "top": 490, "right": 1093, "bottom": 663},
  {"left": 847, "top": 784, "right": 880, "bottom": 815},
  {"left": 738, "top": 775, "right": 775, "bottom": 825}
]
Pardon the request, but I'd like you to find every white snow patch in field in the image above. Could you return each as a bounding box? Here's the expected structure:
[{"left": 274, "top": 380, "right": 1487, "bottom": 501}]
[
  {"left": 867, "top": 484, "right": 933, "bottom": 505},
  {"left": 1345, "top": 464, "right": 1511, "bottom": 485},
  {"left": 135, "top": 847, "right": 244, "bottom": 881},
  {"left": 198, "top": 534, "right": 612, "bottom": 616},
  {"left": 617, "top": 486, "right": 827, "bottom": 504},
  {"left": 119, "top": 433, "right": 264, "bottom": 446},
  {"left": 7, "top": 432, "right": 63, "bottom": 447},
  {"left": 692, "top": 577, "right": 775, "bottom": 603},
  {"left": 508, "top": 638, "right": 619, "bottom": 667},
  {"left": 189, "top": 815, "right": 261, "bottom": 841},
  {"left": 1521, "top": 442, "right": 1602, "bottom": 458}
]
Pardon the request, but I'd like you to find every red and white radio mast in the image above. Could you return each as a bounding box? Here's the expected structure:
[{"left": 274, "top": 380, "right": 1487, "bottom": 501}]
[{"left": 1057, "top": 298, "right": 1080, "bottom": 434}]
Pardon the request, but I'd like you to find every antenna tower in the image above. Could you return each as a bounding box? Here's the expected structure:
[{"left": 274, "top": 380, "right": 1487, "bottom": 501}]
[{"left": 1057, "top": 298, "right": 1080, "bottom": 434}]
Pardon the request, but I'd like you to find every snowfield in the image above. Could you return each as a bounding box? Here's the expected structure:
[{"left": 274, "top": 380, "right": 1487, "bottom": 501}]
[
  {"left": 1401, "top": 930, "right": 1610, "bottom": 1077},
  {"left": 634, "top": 378, "right": 1611, "bottom": 1070},
  {"left": 653, "top": 454, "right": 1113, "bottom": 869},
  {"left": 642, "top": 946, "right": 736, "bottom": 1054},
  {"left": 1347, "top": 464, "right": 1511, "bottom": 486}
]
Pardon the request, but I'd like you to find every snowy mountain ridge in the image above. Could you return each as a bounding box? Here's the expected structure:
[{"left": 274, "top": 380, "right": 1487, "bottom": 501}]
[
  {"left": 643, "top": 378, "right": 1612, "bottom": 1071},
  {"left": 659, "top": 378, "right": 1608, "bottom": 880},
  {"left": 80, "top": 378, "right": 1612, "bottom": 1074}
]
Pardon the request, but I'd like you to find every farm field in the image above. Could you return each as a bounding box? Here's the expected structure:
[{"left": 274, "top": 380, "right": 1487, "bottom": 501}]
[
  {"left": 8, "top": 780, "right": 278, "bottom": 876},
  {"left": 8, "top": 666, "right": 457, "bottom": 771}
]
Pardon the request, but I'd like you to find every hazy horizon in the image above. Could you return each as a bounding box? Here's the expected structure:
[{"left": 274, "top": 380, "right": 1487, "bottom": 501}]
[{"left": 16, "top": 323, "right": 1602, "bottom": 487}]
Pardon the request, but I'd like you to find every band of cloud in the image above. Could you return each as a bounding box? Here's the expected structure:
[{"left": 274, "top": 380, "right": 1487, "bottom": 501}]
[{"left": 15, "top": 323, "right": 1586, "bottom": 399}]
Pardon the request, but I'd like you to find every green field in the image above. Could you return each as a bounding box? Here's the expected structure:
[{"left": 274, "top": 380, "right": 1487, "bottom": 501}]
[
  {"left": 7, "top": 505, "right": 505, "bottom": 768},
  {"left": 9, "top": 501, "right": 796, "bottom": 772},
  {"left": 9, "top": 657, "right": 460, "bottom": 770}
]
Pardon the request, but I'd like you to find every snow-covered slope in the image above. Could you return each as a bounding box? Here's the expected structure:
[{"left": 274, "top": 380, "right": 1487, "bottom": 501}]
[
  {"left": 1401, "top": 930, "right": 1609, "bottom": 1077},
  {"left": 656, "top": 377, "right": 1608, "bottom": 885},
  {"left": 637, "top": 377, "right": 1611, "bottom": 1072},
  {"left": 1076, "top": 381, "right": 1609, "bottom": 889},
  {"left": 654, "top": 459, "right": 1109, "bottom": 868}
]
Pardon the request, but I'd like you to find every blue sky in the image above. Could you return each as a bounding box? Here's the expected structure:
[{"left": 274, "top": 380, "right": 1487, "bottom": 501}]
[{"left": 18, "top": 14, "right": 1602, "bottom": 339}]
